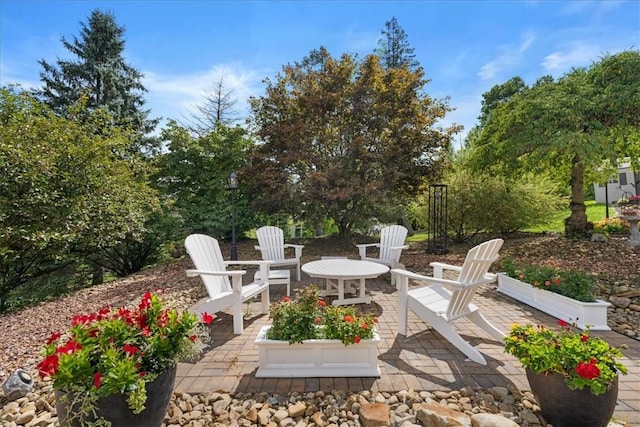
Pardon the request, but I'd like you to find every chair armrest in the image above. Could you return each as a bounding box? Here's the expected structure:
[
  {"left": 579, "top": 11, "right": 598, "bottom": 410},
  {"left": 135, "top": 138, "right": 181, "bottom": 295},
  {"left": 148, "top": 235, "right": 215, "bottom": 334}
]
[
  {"left": 224, "top": 260, "right": 273, "bottom": 267},
  {"left": 391, "top": 268, "right": 459, "bottom": 289},
  {"left": 391, "top": 245, "right": 410, "bottom": 250},
  {"left": 429, "top": 262, "right": 461, "bottom": 279},
  {"left": 284, "top": 244, "right": 304, "bottom": 259},
  {"left": 391, "top": 268, "right": 496, "bottom": 291},
  {"left": 356, "top": 243, "right": 380, "bottom": 259},
  {"left": 186, "top": 269, "right": 246, "bottom": 277}
]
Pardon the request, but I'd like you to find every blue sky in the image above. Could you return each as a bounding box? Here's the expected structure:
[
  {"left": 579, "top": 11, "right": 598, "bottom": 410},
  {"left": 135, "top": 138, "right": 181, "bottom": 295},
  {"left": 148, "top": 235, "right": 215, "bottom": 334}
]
[{"left": 1, "top": 1, "right": 638, "bottom": 144}]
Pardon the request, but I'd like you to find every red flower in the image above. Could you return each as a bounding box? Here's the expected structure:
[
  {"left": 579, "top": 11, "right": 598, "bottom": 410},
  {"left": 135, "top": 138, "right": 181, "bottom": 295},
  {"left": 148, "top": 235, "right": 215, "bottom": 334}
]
[
  {"left": 123, "top": 343, "right": 139, "bottom": 357},
  {"left": 354, "top": 336, "right": 361, "bottom": 343},
  {"left": 318, "top": 300, "right": 327, "bottom": 307},
  {"left": 282, "top": 296, "right": 291, "bottom": 302},
  {"left": 57, "top": 340, "right": 82, "bottom": 355},
  {"left": 518, "top": 274, "right": 525, "bottom": 280},
  {"left": 361, "top": 322, "right": 368, "bottom": 329},
  {"left": 139, "top": 291, "right": 153, "bottom": 310},
  {"left": 557, "top": 319, "right": 569, "bottom": 328},
  {"left": 93, "top": 372, "right": 102, "bottom": 389},
  {"left": 189, "top": 334, "right": 197, "bottom": 342},
  {"left": 46, "top": 331, "right": 61, "bottom": 345},
  {"left": 314, "top": 316, "right": 322, "bottom": 324},
  {"left": 201, "top": 312, "right": 214, "bottom": 324},
  {"left": 343, "top": 315, "right": 354, "bottom": 323},
  {"left": 576, "top": 361, "right": 601, "bottom": 380},
  {"left": 37, "top": 354, "right": 59, "bottom": 377},
  {"left": 581, "top": 335, "right": 588, "bottom": 342},
  {"left": 97, "top": 306, "right": 111, "bottom": 319},
  {"left": 552, "top": 277, "right": 561, "bottom": 285},
  {"left": 544, "top": 280, "right": 551, "bottom": 286}
]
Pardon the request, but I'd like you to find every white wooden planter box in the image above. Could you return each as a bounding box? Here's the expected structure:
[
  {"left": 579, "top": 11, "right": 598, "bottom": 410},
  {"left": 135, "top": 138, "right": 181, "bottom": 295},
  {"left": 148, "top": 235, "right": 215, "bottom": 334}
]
[
  {"left": 254, "top": 325, "right": 381, "bottom": 378},
  {"left": 497, "top": 273, "right": 610, "bottom": 331}
]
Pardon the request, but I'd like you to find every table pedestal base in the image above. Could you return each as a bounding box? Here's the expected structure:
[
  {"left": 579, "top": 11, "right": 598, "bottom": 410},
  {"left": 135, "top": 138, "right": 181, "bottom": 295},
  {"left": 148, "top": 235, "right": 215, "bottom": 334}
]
[{"left": 322, "top": 277, "right": 371, "bottom": 306}]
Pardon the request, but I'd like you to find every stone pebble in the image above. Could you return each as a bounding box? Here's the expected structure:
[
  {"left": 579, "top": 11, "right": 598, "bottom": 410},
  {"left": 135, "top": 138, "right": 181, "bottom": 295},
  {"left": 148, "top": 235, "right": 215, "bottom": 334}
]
[{"left": 1, "top": 379, "right": 632, "bottom": 427}]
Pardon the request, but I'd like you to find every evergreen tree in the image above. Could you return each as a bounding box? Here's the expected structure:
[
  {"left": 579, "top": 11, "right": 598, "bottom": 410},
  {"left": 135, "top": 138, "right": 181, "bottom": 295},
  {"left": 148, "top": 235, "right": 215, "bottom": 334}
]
[
  {"left": 35, "top": 9, "right": 158, "bottom": 151},
  {"left": 375, "top": 17, "right": 420, "bottom": 71}
]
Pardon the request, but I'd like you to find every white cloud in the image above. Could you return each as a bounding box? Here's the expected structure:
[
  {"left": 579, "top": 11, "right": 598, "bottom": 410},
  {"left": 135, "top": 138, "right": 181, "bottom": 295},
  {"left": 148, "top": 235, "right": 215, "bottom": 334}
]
[
  {"left": 142, "top": 64, "right": 263, "bottom": 124},
  {"left": 478, "top": 32, "right": 536, "bottom": 80},
  {"left": 542, "top": 42, "right": 602, "bottom": 72}
]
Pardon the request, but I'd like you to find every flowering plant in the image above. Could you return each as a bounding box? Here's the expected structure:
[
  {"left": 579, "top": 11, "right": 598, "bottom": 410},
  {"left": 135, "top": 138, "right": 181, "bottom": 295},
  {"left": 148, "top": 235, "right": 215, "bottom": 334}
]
[
  {"left": 266, "top": 285, "right": 377, "bottom": 345},
  {"left": 38, "top": 291, "right": 210, "bottom": 417},
  {"left": 615, "top": 195, "right": 640, "bottom": 216},
  {"left": 501, "top": 258, "right": 596, "bottom": 302},
  {"left": 504, "top": 320, "right": 628, "bottom": 395}
]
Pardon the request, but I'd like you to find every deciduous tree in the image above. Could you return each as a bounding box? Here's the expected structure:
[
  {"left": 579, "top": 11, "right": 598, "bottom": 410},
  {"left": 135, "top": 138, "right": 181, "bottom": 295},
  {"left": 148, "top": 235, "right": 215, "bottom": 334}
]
[
  {"left": 0, "top": 87, "right": 159, "bottom": 311},
  {"left": 245, "top": 47, "right": 459, "bottom": 235},
  {"left": 468, "top": 50, "right": 640, "bottom": 237}
]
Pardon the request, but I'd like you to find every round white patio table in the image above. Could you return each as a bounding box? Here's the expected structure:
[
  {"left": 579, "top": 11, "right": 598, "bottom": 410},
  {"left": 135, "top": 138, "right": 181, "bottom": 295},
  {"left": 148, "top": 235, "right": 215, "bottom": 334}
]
[{"left": 301, "top": 258, "right": 389, "bottom": 305}]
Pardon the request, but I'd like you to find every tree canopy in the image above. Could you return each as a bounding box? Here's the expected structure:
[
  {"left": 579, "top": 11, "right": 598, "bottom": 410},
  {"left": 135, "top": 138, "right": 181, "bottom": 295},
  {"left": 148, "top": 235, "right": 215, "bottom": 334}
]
[
  {"left": 34, "top": 9, "right": 158, "bottom": 151},
  {"left": 467, "top": 50, "right": 640, "bottom": 236},
  {"left": 155, "top": 121, "right": 257, "bottom": 237},
  {"left": 245, "top": 47, "right": 459, "bottom": 235},
  {"left": 0, "top": 86, "right": 159, "bottom": 310}
]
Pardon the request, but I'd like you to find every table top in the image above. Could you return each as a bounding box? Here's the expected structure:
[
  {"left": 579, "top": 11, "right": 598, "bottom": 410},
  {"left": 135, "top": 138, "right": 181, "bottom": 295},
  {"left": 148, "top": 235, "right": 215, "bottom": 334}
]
[{"left": 302, "top": 258, "right": 389, "bottom": 279}]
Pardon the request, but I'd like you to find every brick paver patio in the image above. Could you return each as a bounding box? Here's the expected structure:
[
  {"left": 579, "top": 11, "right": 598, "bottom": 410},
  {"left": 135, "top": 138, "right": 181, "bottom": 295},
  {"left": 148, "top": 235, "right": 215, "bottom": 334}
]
[{"left": 176, "top": 270, "right": 640, "bottom": 426}]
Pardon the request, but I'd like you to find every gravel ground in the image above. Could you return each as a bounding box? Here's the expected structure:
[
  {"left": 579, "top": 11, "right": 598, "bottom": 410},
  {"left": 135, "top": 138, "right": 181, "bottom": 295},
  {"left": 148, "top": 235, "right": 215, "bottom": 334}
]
[{"left": 1, "top": 233, "right": 638, "bottom": 426}]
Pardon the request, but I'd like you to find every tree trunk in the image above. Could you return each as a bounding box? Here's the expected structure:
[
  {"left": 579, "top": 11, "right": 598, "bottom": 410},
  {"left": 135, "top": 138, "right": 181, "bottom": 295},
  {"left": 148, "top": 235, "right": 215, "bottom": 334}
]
[{"left": 564, "top": 154, "right": 589, "bottom": 237}]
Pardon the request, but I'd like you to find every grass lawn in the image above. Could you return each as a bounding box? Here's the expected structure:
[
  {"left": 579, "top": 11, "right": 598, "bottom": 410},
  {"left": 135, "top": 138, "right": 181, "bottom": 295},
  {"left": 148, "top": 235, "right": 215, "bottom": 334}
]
[
  {"left": 525, "top": 200, "right": 611, "bottom": 233},
  {"left": 407, "top": 200, "right": 612, "bottom": 240}
]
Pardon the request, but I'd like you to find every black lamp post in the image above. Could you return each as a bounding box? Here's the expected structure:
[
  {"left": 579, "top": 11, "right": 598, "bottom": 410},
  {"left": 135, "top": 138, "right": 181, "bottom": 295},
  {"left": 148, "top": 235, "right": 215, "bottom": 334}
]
[{"left": 227, "top": 171, "right": 239, "bottom": 261}]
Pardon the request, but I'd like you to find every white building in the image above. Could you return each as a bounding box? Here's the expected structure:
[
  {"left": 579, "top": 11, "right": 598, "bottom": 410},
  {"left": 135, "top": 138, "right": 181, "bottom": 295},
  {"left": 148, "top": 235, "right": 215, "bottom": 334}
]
[{"left": 593, "top": 161, "right": 639, "bottom": 203}]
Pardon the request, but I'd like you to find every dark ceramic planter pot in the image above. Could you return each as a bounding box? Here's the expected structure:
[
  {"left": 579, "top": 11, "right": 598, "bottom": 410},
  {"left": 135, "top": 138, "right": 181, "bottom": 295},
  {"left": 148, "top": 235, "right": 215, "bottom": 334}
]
[
  {"left": 525, "top": 368, "right": 618, "bottom": 427},
  {"left": 55, "top": 365, "right": 176, "bottom": 427}
]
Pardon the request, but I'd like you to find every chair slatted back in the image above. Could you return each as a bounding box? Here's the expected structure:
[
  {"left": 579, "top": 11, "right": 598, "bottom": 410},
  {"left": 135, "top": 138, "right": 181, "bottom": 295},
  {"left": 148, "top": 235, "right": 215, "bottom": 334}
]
[
  {"left": 185, "top": 234, "right": 231, "bottom": 297},
  {"left": 256, "top": 226, "right": 286, "bottom": 261},
  {"left": 446, "top": 238, "right": 503, "bottom": 319},
  {"left": 379, "top": 225, "right": 408, "bottom": 263}
]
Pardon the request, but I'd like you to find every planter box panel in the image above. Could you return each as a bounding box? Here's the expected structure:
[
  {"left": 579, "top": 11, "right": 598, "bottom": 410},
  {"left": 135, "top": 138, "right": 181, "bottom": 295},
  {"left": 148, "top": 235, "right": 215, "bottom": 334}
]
[
  {"left": 255, "top": 326, "right": 381, "bottom": 378},
  {"left": 497, "top": 274, "right": 610, "bottom": 331}
]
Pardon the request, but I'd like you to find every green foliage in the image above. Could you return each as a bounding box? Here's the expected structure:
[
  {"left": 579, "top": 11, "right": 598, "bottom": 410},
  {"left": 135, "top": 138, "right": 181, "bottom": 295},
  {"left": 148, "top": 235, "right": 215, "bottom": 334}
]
[
  {"left": 504, "top": 321, "right": 628, "bottom": 395},
  {"left": 414, "top": 162, "right": 566, "bottom": 242},
  {"left": 0, "top": 87, "right": 160, "bottom": 311},
  {"left": 467, "top": 50, "right": 640, "bottom": 236},
  {"left": 266, "top": 286, "right": 377, "bottom": 346},
  {"left": 502, "top": 258, "right": 597, "bottom": 302},
  {"left": 155, "top": 121, "right": 257, "bottom": 238},
  {"left": 246, "top": 47, "right": 459, "bottom": 235}
]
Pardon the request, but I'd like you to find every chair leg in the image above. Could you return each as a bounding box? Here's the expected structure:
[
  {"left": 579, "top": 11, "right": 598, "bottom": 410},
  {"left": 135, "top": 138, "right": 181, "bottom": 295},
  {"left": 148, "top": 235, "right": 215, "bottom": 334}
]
[
  {"left": 468, "top": 310, "right": 506, "bottom": 341},
  {"left": 427, "top": 315, "right": 488, "bottom": 365},
  {"left": 261, "top": 288, "right": 270, "bottom": 313},
  {"left": 396, "top": 275, "right": 409, "bottom": 336},
  {"left": 232, "top": 298, "right": 244, "bottom": 335}
]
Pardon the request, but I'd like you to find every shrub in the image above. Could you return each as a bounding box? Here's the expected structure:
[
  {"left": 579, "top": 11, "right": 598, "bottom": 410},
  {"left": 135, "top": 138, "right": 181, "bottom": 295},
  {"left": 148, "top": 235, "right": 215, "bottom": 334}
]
[{"left": 593, "top": 217, "right": 630, "bottom": 236}]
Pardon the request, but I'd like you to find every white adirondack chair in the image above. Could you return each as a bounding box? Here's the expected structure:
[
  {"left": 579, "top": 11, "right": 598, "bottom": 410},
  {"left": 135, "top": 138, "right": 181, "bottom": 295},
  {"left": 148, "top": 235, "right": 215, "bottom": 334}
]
[
  {"left": 392, "top": 238, "right": 505, "bottom": 365},
  {"left": 254, "top": 226, "right": 304, "bottom": 282},
  {"left": 185, "top": 234, "right": 270, "bottom": 334},
  {"left": 356, "top": 225, "right": 409, "bottom": 284}
]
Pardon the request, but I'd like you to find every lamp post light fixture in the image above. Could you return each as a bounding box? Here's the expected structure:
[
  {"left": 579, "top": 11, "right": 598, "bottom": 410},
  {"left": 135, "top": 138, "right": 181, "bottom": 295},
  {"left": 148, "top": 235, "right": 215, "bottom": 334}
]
[{"left": 228, "top": 172, "right": 239, "bottom": 261}]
